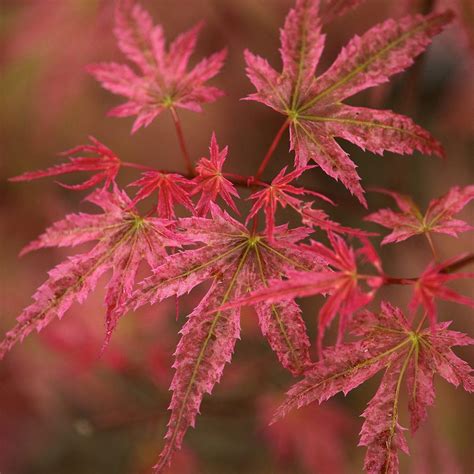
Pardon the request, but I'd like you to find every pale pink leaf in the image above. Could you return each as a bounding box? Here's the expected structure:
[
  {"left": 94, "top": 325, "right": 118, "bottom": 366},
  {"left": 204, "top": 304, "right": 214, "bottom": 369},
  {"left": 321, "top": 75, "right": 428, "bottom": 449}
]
[
  {"left": 89, "top": 1, "right": 227, "bottom": 133},
  {"left": 1, "top": 188, "right": 182, "bottom": 358},
  {"left": 272, "top": 303, "right": 474, "bottom": 473},
  {"left": 245, "top": 8, "right": 452, "bottom": 204},
  {"left": 367, "top": 186, "right": 474, "bottom": 243},
  {"left": 154, "top": 278, "right": 242, "bottom": 472}
]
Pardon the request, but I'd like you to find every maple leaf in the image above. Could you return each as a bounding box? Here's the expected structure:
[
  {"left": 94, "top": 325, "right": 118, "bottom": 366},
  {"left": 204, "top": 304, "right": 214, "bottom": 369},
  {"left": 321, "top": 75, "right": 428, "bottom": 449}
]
[
  {"left": 409, "top": 255, "right": 474, "bottom": 326},
  {"left": 124, "top": 205, "right": 322, "bottom": 471},
  {"left": 220, "top": 232, "right": 383, "bottom": 354},
  {"left": 129, "top": 171, "right": 194, "bottom": 219},
  {"left": 0, "top": 187, "right": 183, "bottom": 359},
  {"left": 191, "top": 133, "right": 240, "bottom": 216},
  {"left": 366, "top": 186, "right": 474, "bottom": 244},
  {"left": 87, "top": 1, "right": 227, "bottom": 133},
  {"left": 244, "top": 0, "right": 452, "bottom": 204},
  {"left": 246, "top": 166, "right": 333, "bottom": 239},
  {"left": 272, "top": 302, "right": 474, "bottom": 474},
  {"left": 10, "top": 136, "right": 120, "bottom": 190}
]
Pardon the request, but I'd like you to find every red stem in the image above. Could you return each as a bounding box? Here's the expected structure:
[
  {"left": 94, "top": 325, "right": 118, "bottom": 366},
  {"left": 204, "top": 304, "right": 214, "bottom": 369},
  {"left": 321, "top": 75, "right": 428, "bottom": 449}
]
[
  {"left": 382, "top": 276, "right": 417, "bottom": 286},
  {"left": 250, "top": 120, "right": 290, "bottom": 233},
  {"left": 170, "top": 107, "right": 194, "bottom": 176},
  {"left": 425, "top": 232, "right": 439, "bottom": 262},
  {"left": 223, "top": 172, "right": 266, "bottom": 187},
  {"left": 254, "top": 120, "right": 289, "bottom": 181}
]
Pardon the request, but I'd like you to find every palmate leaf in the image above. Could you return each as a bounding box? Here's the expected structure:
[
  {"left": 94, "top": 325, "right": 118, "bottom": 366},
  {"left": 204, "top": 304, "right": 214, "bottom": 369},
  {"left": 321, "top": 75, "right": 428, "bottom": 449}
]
[
  {"left": 0, "top": 187, "right": 182, "bottom": 359},
  {"left": 366, "top": 186, "right": 474, "bottom": 244},
  {"left": 246, "top": 166, "right": 374, "bottom": 241},
  {"left": 244, "top": 0, "right": 452, "bottom": 205},
  {"left": 124, "top": 205, "right": 323, "bottom": 471},
  {"left": 272, "top": 302, "right": 474, "bottom": 474},
  {"left": 246, "top": 165, "right": 333, "bottom": 240},
  {"left": 87, "top": 1, "right": 227, "bottom": 133},
  {"left": 128, "top": 171, "right": 194, "bottom": 219}
]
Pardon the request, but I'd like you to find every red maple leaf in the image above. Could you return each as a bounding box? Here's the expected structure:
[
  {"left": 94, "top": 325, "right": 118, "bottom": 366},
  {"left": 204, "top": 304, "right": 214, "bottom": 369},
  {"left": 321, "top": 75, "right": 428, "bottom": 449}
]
[
  {"left": 10, "top": 136, "right": 120, "bottom": 190},
  {"left": 244, "top": 0, "right": 451, "bottom": 205},
  {"left": 122, "top": 205, "right": 323, "bottom": 471},
  {"left": 409, "top": 255, "right": 474, "bottom": 326},
  {"left": 219, "top": 232, "right": 384, "bottom": 355},
  {"left": 366, "top": 186, "right": 474, "bottom": 244},
  {"left": 129, "top": 171, "right": 194, "bottom": 219},
  {"left": 246, "top": 166, "right": 332, "bottom": 239},
  {"left": 0, "top": 187, "right": 183, "bottom": 359},
  {"left": 272, "top": 302, "right": 474, "bottom": 474},
  {"left": 87, "top": 1, "right": 227, "bottom": 133},
  {"left": 191, "top": 133, "right": 240, "bottom": 216}
]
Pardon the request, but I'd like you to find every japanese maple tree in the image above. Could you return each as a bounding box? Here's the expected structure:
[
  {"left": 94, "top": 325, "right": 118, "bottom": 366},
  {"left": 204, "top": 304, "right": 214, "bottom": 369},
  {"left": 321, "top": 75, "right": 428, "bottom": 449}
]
[{"left": 3, "top": 1, "right": 473, "bottom": 473}]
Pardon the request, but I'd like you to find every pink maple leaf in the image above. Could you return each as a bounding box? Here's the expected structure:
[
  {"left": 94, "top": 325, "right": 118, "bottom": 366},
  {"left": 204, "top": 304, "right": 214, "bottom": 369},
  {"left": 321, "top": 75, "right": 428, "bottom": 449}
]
[
  {"left": 244, "top": 0, "right": 451, "bottom": 205},
  {"left": 87, "top": 1, "right": 227, "bottom": 133},
  {"left": 409, "top": 255, "right": 474, "bottom": 326},
  {"left": 366, "top": 186, "right": 474, "bottom": 244},
  {"left": 129, "top": 171, "right": 194, "bottom": 219},
  {"left": 122, "top": 205, "right": 323, "bottom": 471},
  {"left": 10, "top": 136, "right": 120, "bottom": 190},
  {"left": 246, "top": 166, "right": 332, "bottom": 239},
  {"left": 191, "top": 133, "right": 240, "bottom": 216},
  {"left": 272, "top": 302, "right": 474, "bottom": 473},
  {"left": 220, "top": 232, "right": 383, "bottom": 355},
  {"left": 0, "top": 187, "right": 183, "bottom": 359}
]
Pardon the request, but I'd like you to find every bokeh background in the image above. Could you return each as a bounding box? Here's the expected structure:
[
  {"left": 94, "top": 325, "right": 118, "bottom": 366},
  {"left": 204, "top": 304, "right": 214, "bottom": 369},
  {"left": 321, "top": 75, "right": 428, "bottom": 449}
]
[{"left": 1, "top": 1, "right": 473, "bottom": 473}]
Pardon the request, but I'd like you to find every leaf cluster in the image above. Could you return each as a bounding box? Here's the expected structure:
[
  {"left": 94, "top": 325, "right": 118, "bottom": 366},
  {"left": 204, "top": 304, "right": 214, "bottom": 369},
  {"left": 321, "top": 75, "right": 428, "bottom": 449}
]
[{"left": 4, "top": 1, "right": 473, "bottom": 473}]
